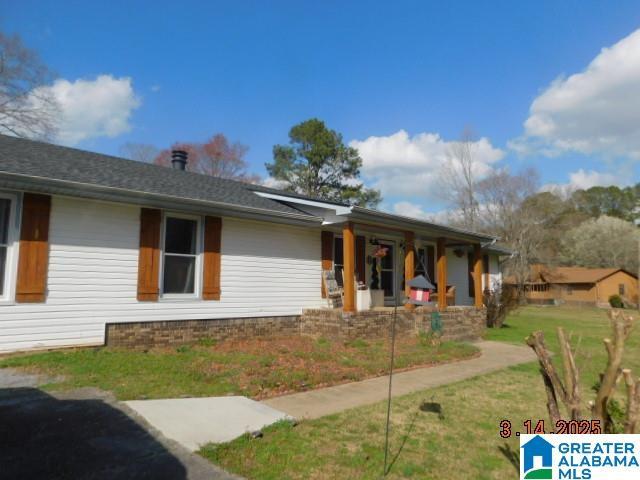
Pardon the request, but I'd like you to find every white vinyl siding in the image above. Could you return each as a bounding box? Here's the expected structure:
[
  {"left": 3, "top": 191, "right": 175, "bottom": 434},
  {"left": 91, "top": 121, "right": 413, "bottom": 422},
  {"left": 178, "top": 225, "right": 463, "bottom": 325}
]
[
  {"left": 488, "top": 255, "right": 502, "bottom": 291},
  {"left": 0, "top": 196, "right": 324, "bottom": 353},
  {"left": 446, "top": 248, "right": 474, "bottom": 306}
]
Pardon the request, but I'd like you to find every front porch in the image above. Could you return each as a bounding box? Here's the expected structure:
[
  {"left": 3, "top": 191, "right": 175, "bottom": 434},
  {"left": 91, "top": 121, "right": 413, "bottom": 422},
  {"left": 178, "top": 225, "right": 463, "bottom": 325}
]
[
  {"left": 301, "top": 306, "right": 486, "bottom": 342},
  {"left": 321, "top": 221, "right": 493, "bottom": 313}
]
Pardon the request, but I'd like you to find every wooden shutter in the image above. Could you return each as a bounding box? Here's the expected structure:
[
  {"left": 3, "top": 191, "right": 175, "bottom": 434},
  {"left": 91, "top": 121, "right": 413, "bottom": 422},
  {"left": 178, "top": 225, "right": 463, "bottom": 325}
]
[
  {"left": 137, "top": 208, "right": 161, "bottom": 301},
  {"left": 16, "top": 193, "right": 51, "bottom": 303},
  {"left": 321, "top": 231, "right": 334, "bottom": 298},
  {"left": 355, "top": 235, "right": 366, "bottom": 284},
  {"left": 203, "top": 216, "right": 222, "bottom": 300}
]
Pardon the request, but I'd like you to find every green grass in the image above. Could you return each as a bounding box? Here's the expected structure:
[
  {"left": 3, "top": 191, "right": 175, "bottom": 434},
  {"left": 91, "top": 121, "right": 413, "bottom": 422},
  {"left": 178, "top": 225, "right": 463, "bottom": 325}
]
[
  {"left": 199, "top": 306, "right": 640, "bottom": 479},
  {"left": 0, "top": 335, "right": 478, "bottom": 401}
]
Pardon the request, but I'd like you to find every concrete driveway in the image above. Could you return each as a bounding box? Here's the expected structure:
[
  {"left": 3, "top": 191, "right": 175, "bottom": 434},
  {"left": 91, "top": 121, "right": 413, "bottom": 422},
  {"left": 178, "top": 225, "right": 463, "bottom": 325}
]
[{"left": 0, "top": 370, "right": 238, "bottom": 480}]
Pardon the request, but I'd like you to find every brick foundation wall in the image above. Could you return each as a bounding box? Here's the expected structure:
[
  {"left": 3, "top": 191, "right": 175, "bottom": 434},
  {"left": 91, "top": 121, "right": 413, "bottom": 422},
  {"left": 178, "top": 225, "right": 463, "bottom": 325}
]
[
  {"left": 105, "top": 307, "right": 487, "bottom": 349},
  {"left": 105, "top": 316, "right": 300, "bottom": 348}
]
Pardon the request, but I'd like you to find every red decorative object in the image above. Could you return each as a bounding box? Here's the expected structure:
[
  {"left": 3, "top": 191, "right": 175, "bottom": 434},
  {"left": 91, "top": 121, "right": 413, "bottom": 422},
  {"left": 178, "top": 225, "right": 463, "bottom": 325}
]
[
  {"left": 372, "top": 245, "right": 389, "bottom": 258},
  {"left": 410, "top": 288, "right": 430, "bottom": 303}
]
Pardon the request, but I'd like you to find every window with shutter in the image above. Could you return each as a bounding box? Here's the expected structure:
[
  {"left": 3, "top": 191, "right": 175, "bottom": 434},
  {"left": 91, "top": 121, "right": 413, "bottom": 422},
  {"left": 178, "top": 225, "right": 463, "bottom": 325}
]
[{"left": 160, "top": 213, "right": 201, "bottom": 298}]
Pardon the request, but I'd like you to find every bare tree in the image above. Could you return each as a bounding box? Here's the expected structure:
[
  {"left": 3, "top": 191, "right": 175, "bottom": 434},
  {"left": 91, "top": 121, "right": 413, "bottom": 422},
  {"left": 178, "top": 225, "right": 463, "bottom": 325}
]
[
  {"left": 0, "top": 32, "right": 59, "bottom": 139},
  {"left": 154, "top": 134, "right": 260, "bottom": 183},
  {"left": 120, "top": 142, "right": 159, "bottom": 163},
  {"left": 475, "top": 168, "right": 544, "bottom": 298},
  {"left": 440, "top": 128, "right": 480, "bottom": 230}
]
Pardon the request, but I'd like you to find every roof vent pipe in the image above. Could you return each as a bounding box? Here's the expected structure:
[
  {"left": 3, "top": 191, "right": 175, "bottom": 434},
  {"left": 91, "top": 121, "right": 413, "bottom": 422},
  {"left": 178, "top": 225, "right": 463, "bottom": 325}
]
[{"left": 171, "top": 149, "right": 188, "bottom": 170}]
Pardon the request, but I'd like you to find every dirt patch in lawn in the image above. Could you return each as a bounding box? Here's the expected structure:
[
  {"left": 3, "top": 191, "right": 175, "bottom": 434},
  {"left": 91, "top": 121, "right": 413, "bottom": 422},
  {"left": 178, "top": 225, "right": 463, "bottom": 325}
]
[
  {"left": 0, "top": 335, "right": 479, "bottom": 401},
  {"left": 199, "top": 335, "right": 479, "bottom": 399}
]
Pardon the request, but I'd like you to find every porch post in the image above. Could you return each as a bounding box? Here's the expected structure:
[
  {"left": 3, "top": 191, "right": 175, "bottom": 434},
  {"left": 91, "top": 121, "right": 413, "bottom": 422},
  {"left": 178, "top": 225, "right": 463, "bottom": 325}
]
[
  {"left": 473, "top": 243, "right": 483, "bottom": 308},
  {"left": 436, "top": 237, "right": 447, "bottom": 309},
  {"left": 404, "top": 231, "right": 415, "bottom": 310},
  {"left": 343, "top": 222, "right": 356, "bottom": 313},
  {"left": 320, "top": 231, "right": 334, "bottom": 298}
]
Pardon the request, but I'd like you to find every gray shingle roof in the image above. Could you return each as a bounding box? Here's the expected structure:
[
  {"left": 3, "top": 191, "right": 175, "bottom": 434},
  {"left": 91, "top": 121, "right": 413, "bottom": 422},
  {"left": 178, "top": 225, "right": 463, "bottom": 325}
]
[{"left": 0, "top": 134, "right": 306, "bottom": 216}]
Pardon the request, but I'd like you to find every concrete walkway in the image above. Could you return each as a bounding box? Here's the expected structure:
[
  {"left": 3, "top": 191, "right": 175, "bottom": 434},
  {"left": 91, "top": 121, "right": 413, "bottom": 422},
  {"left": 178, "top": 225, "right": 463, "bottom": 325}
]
[
  {"left": 126, "top": 396, "right": 292, "bottom": 451},
  {"left": 262, "top": 340, "right": 536, "bottom": 419}
]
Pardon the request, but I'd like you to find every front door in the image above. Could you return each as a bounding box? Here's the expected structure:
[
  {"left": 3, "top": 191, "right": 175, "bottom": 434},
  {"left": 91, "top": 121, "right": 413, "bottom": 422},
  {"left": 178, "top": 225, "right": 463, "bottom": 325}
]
[{"left": 379, "top": 242, "right": 395, "bottom": 300}]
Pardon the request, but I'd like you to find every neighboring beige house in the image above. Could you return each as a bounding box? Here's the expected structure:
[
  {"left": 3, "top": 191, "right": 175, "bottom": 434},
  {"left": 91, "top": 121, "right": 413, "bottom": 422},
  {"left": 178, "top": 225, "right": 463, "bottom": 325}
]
[{"left": 506, "top": 264, "right": 639, "bottom": 307}]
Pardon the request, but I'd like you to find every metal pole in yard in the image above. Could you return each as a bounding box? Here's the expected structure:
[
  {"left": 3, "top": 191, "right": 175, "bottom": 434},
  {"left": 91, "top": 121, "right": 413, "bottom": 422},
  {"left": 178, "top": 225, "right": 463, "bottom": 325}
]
[{"left": 383, "top": 285, "right": 399, "bottom": 476}]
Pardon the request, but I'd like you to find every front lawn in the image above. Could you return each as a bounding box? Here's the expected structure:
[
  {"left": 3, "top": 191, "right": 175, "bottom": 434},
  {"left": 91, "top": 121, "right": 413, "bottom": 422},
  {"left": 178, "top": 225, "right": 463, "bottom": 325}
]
[
  {"left": 200, "top": 306, "right": 640, "bottom": 479},
  {"left": 0, "top": 335, "right": 478, "bottom": 401}
]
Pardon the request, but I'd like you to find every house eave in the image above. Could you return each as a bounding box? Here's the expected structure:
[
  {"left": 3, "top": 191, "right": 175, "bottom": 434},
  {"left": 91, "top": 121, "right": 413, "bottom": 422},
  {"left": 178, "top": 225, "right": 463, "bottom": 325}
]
[
  {"left": 0, "top": 172, "right": 324, "bottom": 227},
  {"left": 346, "top": 207, "right": 497, "bottom": 244}
]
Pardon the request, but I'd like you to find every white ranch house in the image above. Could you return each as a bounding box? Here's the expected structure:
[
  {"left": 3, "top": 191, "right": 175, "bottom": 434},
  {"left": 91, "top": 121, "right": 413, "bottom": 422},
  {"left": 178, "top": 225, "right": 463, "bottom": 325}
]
[{"left": 0, "top": 135, "right": 506, "bottom": 353}]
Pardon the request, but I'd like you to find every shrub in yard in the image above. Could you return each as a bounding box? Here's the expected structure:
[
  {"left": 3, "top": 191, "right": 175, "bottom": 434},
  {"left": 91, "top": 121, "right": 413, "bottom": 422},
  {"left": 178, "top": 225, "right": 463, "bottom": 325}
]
[
  {"left": 609, "top": 294, "right": 624, "bottom": 309},
  {"left": 484, "top": 287, "right": 518, "bottom": 328}
]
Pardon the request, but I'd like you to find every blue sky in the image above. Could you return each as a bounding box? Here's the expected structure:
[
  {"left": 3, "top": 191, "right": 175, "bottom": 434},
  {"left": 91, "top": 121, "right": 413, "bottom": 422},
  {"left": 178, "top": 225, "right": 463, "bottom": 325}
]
[{"left": 4, "top": 1, "right": 640, "bottom": 215}]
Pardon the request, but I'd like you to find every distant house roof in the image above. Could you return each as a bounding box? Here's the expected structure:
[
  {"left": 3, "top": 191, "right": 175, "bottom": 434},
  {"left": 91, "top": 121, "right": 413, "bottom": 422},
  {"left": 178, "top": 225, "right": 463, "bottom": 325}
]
[
  {"left": 541, "top": 266, "right": 638, "bottom": 284},
  {"left": 505, "top": 264, "right": 637, "bottom": 285},
  {"left": 0, "top": 134, "right": 501, "bottom": 244}
]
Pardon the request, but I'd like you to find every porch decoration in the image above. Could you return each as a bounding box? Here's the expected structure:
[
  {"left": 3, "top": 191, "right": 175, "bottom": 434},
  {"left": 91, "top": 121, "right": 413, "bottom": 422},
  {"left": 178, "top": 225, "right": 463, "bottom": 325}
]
[
  {"left": 430, "top": 311, "right": 443, "bottom": 334},
  {"left": 369, "top": 243, "right": 388, "bottom": 291},
  {"left": 407, "top": 274, "right": 436, "bottom": 306},
  {"left": 372, "top": 244, "right": 389, "bottom": 258}
]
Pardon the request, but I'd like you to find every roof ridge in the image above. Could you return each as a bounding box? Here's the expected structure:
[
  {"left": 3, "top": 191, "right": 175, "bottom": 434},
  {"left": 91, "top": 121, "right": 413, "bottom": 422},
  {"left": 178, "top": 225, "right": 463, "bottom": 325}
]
[{"left": 0, "top": 133, "right": 260, "bottom": 190}]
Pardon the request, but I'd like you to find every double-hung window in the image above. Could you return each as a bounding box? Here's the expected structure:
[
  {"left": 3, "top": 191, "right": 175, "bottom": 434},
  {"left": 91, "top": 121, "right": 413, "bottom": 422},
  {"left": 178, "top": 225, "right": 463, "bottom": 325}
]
[
  {"left": 162, "top": 215, "right": 200, "bottom": 296},
  {"left": 0, "top": 193, "right": 17, "bottom": 302}
]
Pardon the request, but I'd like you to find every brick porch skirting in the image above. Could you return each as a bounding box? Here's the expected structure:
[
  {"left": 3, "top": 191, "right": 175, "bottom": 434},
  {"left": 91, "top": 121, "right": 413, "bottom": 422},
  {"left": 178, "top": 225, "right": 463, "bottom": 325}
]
[
  {"left": 105, "top": 307, "right": 487, "bottom": 348},
  {"left": 301, "top": 306, "right": 486, "bottom": 342}
]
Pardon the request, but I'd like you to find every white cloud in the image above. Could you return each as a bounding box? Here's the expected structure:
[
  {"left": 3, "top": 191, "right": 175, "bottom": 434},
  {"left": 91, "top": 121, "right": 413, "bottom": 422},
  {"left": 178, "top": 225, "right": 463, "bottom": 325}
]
[
  {"left": 261, "top": 176, "right": 289, "bottom": 189},
  {"left": 35, "top": 75, "right": 141, "bottom": 145},
  {"left": 151, "top": 84, "right": 161, "bottom": 92},
  {"left": 350, "top": 130, "right": 504, "bottom": 201},
  {"left": 391, "top": 201, "right": 461, "bottom": 225},
  {"left": 567, "top": 169, "right": 618, "bottom": 190},
  {"left": 512, "top": 29, "right": 640, "bottom": 160},
  {"left": 392, "top": 201, "right": 430, "bottom": 219},
  {"left": 541, "top": 168, "right": 623, "bottom": 194}
]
